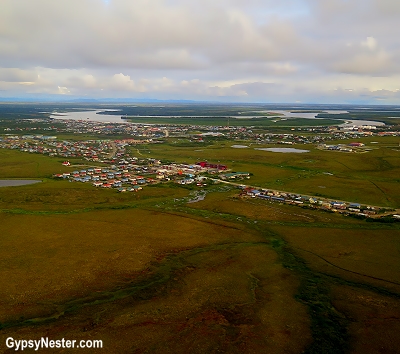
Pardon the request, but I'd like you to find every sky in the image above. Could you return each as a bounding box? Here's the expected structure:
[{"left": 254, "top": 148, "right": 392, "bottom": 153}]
[{"left": 1, "top": 0, "right": 400, "bottom": 104}]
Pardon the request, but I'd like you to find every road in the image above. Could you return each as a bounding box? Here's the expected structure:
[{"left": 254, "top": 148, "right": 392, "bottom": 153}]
[
  {"left": 209, "top": 178, "right": 400, "bottom": 216},
  {"left": 108, "top": 141, "right": 117, "bottom": 159}
]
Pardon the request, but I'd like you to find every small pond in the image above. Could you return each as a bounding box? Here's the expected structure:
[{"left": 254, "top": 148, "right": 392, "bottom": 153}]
[
  {"left": 0, "top": 180, "right": 42, "bottom": 187},
  {"left": 255, "top": 148, "right": 310, "bottom": 153}
]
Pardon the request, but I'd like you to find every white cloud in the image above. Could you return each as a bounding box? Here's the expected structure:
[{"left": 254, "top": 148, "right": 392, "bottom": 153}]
[
  {"left": 109, "top": 73, "right": 135, "bottom": 91},
  {"left": 0, "top": 0, "right": 399, "bottom": 103},
  {"left": 0, "top": 68, "right": 36, "bottom": 82},
  {"left": 57, "top": 86, "right": 70, "bottom": 94},
  {"left": 361, "top": 37, "right": 378, "bottom": 51}
]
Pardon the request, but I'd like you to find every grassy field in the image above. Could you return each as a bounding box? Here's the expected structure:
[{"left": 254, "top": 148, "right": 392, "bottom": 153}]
[
  {"left": 0, "top": 149, "right": 72, "bottom": 178},
  {"left": 271, "top": 225, "right": 400, "bottom": 291},
  {"left": 0, "top": 208, "right": 260, "bottom": 320},
  {"left": 331, "top": 285, "right": 400, "bottom": 354},
  {"left": 0, "top": 180, "right": 189, "bottom": 212},
  {"left": 183, "top": 191, "right": 400, "bottom": 353},
  {"left": 271, "top": 222, "right": 400, "bottom": 354},
  {"left": 0, "top": 207, "right": 313, "bottom": 353}
]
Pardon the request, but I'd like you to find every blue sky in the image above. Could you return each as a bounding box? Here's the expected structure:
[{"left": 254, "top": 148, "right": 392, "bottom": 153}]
[{"left": 0, "top": 0, "right": 399, "bottom": 103}]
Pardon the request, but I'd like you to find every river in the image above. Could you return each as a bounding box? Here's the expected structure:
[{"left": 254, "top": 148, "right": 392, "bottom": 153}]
[
  {"left": 49, "top": 109, "right": 385, "bottom": 127},
  {"left": 50, "top": 110, "right": 126, "bottom": 123}
]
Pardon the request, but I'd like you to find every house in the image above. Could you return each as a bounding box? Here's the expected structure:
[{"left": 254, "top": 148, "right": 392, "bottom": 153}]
[
  {"left": 348, "top": 208, "right": 361, "bottom": 212},
  {"left": 331, "top": 201, "right": 346, "bottom": 209},
  {"left": 179, "top": 178, "right": 195, "bottom": 185},
  {"left": 348, "top": 142, "right": 364, "bottom": 147},
  {"left": 271, "top": 196, "right": 285, "bottom": 202},
  {"left": 349, "top": 203, "right": 361, "bottom": 209},
  {"left": 196, "top": 161, "right": 227, "bottom": 170},
  {"left": 247, "top": 189, "right": 260, "bottom": 197},
  {"left": 221, "top": 172, "right": 250, "bottom": 180}
]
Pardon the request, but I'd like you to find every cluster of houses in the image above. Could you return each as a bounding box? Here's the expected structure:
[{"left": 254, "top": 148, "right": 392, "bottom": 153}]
[
  {"left": 0, "top": 135, "right": 114, "bottom": 161},
  {"left": 317, "top": 142, "right": 367, "bottom": 153},
  {"left": 53, "top": 159, "right": 245, "bottom": 191},
  {"left": 220, "top": 172, "right": 251, "bottom": 180},
  {"left": 52, "top": 119, "right": 168, "bottom": 138},
  {"left": 53, "top": 166, "right": 152, "bottom": 192},
  {"left": 242, "top": 187, "right": 379, "bottom": 217},
  {"left": 3, "top": 113, "right": 399, "bottom": 152}
]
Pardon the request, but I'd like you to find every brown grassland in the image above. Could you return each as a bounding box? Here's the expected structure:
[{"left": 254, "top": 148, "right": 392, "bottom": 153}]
[
  {"left": 270, "top": 226, "right": 400, "bottom": 291},
  {"left": 0, "top": 208, "right": 312, "bottom": 353}
]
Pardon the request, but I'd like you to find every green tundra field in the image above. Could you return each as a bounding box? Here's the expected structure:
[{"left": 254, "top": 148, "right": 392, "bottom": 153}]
[{"left": 0, "top": 133, "right": 400, "bottom": 353}]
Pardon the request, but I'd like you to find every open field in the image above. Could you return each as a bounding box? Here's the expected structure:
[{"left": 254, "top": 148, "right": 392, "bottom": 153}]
[
  {"left": 0, "top": 149, "right": 71, "bottom": 178},
  {"left": 0, "top": 208, "right": 261, "bottom": 321},
  {"left": 0, "top": 207, "right": 313, "bottom": 353},
  {"left": 271, "top": 225, "right": 400, "bottom": 292},
  {"left": 331, "top": 285, "right": 400, "bottom": 354},
  {"left": 0, "top": 180, "right": 189, "bottom": 212}
]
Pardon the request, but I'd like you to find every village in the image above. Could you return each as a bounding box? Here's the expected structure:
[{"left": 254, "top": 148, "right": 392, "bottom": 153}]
[
  {"left": 51, "top": 156, "right": 393, "bottom": 219},
  {"left": 238, "top": 186, "right": 386, "bottom": 218},
  {"left": 1, "top": 115, "right": 399, "bottom": 150},
  {"left": 0, "top": 123, "right": 398, "bottom": 220}
]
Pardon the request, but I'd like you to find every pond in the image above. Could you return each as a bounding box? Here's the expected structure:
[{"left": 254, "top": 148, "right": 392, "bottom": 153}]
[
  {"left": 0, "top": 180, "right": 42, "bottom": 187},
  {"left": 255, "top": 148, "right": 310, "bottom": 153}
]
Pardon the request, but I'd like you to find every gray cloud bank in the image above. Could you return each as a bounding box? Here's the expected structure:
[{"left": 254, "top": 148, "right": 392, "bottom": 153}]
[{"left": 0, "top": 0, "right": 399, "bottom": 103}]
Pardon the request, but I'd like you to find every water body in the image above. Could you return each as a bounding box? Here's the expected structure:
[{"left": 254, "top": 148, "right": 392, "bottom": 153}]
[
  {"left": 0, "top": 180, "right": 42, "bottom": 187},
  {"left": 231, "top": 145, "right": 249, "bottom": 148},
  {"left": 268, "top": 110, "right": 330, "bottom": 119},
  {"left": 187, "top": 194, "right": 206, "bottom": 203},
  {"left": 341, "top": 120, "right": 385, "bottom": 127},
  {"left": 266, "top": 110, "right": 384, "bottom": 127},
  {"left": 255, "top": 148, "right": 310, "bottom": 153},
  {"left": 50, "top": 110, "right": 126, "bottom": 123},
  {"left": 49, "top": 109, "right": 385, "bottom": 127},
  {"left": 187, "top": 192, "right": 207, "bottom": 203}
]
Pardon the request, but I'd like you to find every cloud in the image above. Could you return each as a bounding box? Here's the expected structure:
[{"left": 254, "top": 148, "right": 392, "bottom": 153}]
[
  {"left": 0, "top": 0, "right": 399, "bottom": 103},
  {"left": 361, "top": 37, "right": 378, "bottom": 51},
  {"left": 331, "top": 37, "right": 394, "bottom": 75},
  {"left": 57, "top": 86, "right": 70, "bottom": 94},
  {"left": 0, "top": 68, "right": 37, "bottom": 83},
  {"left": 109, "top": 73, "right": 135, "bottom": 91}
]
